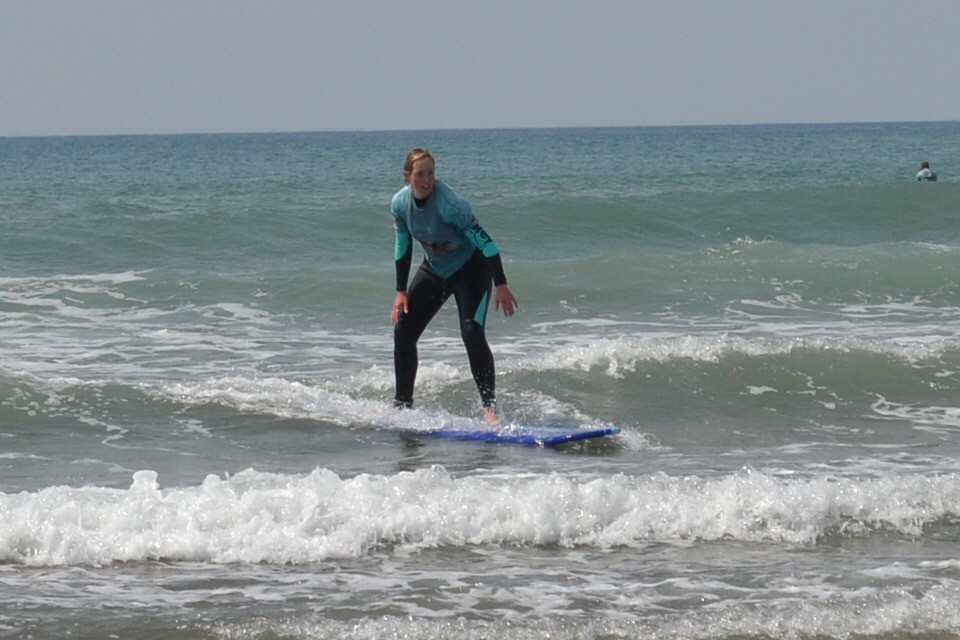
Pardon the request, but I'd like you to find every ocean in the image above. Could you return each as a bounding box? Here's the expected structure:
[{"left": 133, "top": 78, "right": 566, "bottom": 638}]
[{"left": 2, "top": 122, "right": 960, "bottom": 639}]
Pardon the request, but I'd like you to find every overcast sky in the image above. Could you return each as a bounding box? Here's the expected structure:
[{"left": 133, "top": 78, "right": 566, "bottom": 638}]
[{"left": 2, "top": 0, "right": 958, "bottom": 137}]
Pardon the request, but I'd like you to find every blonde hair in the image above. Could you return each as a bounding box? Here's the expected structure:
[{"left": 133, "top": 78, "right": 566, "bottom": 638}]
[{"left": 403, "top": 148, "right": 435, "bottom": 177}]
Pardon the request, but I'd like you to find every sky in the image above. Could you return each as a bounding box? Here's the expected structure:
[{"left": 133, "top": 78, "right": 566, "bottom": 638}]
[{"left": 2, "top": 0, "right": 959, "bottom": 137}]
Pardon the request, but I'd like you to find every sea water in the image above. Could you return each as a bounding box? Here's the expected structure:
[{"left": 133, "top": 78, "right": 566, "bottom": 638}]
[{"left": 2, "top": 122, "right": 960, "bottom": 639}]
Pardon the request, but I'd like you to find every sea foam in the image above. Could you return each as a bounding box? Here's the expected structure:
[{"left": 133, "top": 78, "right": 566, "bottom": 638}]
[{"left": 3, "top": 467, "right": 959, "bottom": 567}]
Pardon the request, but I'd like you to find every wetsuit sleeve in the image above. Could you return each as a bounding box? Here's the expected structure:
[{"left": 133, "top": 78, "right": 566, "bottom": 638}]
[
  {"left": 394, "top": 224, "right": 413, "bottom": 292},
  {"left": 465, "top": 223, "right": 508, "bottom": 286},
  {"left": 486, "top": 253, "right": 508, "bottom": 287}
]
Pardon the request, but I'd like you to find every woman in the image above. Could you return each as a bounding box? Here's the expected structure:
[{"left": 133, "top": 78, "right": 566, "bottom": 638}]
[{"left": 390, "top": 148, "right": 518, "bottom": 424}]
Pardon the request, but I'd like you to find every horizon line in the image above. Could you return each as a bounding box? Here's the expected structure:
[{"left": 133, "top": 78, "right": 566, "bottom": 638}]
[{"left": 2, "top": 118, "right": 958, "bottom": 141}]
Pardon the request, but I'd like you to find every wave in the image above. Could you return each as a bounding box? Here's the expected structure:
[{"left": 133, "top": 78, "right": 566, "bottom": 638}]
[
  {"left": 508, "top": 330, "right": 959, "bottom": 374},
  {"left": 495, "top": 181, "right": 960, "bottom": 257},
  {"left": 144, "top": 319, "right": 960, "bottom": 434},
  {"left": 3, "top": 466, "right": 959, "bottom": 567},
  {"left": 6, "top": 307, "right": 959, "bottom": 441}
]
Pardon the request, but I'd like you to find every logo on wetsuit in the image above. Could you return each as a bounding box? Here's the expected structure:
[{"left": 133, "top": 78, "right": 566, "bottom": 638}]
[{"left": 469, "top": 223, "right": 493, "bottom": 246}]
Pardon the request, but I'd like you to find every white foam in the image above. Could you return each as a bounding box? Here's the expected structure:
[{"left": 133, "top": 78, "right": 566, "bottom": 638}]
[
  {"left": 0, "top": 271, "right": 148, "bottom": 288},
  {"left": 500, "top": 325, "right": 960, "bottom": 380},
  {"left": 210, "top": 583, "right": 960, "bottom": 640},
  {"left": 872, "top": 396, "right": 960, "bottom": 436},
  {"left": 747, "top": 385, "right": 778, "bottom": 395},
  {"left": 162, "top": 376, "right": 414, "bottom": 428},
  {"left": 3, "top": 467, "right": 959, "bottom": 567}
]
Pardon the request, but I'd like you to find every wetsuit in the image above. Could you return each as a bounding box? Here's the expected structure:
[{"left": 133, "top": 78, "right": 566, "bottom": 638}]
[{"left": 391, "top": 180, "right": 508, "bottom": 409}]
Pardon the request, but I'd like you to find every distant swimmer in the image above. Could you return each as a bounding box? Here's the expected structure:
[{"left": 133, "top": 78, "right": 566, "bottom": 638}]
[{"left": 916, "top": 161, "right": 938, "bottom": 182}]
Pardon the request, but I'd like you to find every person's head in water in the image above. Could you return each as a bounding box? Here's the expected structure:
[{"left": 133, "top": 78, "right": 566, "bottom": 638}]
[{"left": 403, "top": 149, "right": 436, "bottom": 200}]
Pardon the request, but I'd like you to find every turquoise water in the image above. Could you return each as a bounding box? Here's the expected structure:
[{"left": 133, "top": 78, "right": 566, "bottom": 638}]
[{"left": 3, "top": 122, "right": 960, "bottom": 639}]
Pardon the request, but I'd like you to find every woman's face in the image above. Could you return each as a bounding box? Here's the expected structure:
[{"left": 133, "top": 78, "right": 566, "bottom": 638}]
[{"left": 405, "top": 157, "right": 435, "bottom": 199}]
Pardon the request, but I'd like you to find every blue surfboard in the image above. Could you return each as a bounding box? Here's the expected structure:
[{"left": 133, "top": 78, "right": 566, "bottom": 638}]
[{"left": 418, "top": 424, "right": 620, "bottom": 446}]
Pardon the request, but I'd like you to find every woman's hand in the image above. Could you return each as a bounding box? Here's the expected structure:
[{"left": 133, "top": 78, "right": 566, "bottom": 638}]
[
  {"left": 495, "top": 284, "right": 518, "bottom": 317},
  {"left": 391, "top": 291, "right": 409, "bottom": 324}
]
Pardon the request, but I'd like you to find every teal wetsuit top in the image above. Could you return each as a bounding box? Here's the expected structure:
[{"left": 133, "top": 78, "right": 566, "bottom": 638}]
[{"left": 391, "top": 180, "right": 506, "bottom": 289}]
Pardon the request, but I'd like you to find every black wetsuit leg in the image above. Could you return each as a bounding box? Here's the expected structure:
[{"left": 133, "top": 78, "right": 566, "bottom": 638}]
[
  {"left": 393, "top": 262, "right": 446, "bottom": 408},
  {"left": 393, "top": 250, "right": 496, "bottom": 408},
  {"left": 450, "top": 251, "right": 496, "bottom": 407}
]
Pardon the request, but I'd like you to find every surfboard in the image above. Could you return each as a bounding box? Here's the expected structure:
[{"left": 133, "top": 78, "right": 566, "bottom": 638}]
[{"left": 416, "top": 423, "right": 620, "bottom": 446}]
